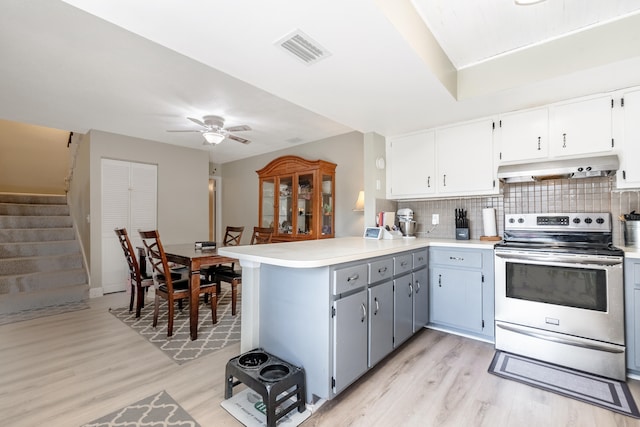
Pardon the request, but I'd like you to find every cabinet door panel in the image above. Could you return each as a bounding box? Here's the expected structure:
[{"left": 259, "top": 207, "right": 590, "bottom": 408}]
[
  {"left": 549, "top": 95, "right": 612, "bottom": 157},
  {"left": 499, "top": 108, "right": 548, "bottom": 162},
  {"left": 333, "top": 290, "right": 368, "bottom": 395},
  {"left": 387, "top": 131, "right": 436, "bottom": 198},
  {"left": 394, "top": 274, "right": 414, "bottom": 347},
  {"left": 430, "top": 268, "right": 483, "bottom": 332},
  {"left": 618, "top": 90, "right": 640, "bottom": 188},
  {"left": 368, "top": 281, "right": 394, "bottom": 367},
  {"left": 436, "top": 120, "right": 495, "bottom": 194},
  {"left": 413, "top": 268, "right": 429, "bottom": 332}
]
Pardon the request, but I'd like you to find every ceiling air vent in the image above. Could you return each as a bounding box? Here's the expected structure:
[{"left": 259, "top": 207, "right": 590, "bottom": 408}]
[{"left": 276, "top": 30, "right": 331, "bottom": 65}]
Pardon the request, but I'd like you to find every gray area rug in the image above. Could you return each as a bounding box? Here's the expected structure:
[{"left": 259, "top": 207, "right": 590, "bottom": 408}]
[
  {"left": 0, "top": 301, "right": 89, "bottom": 326},
  {"left": 110, "top": 287, "right": 240, "bottom": 364},
  {"left": 81, "top": 390, "right": 200, "bottom": 427},
  {"left": 489, "top": 350, "right": 640, "bottom": 418}
]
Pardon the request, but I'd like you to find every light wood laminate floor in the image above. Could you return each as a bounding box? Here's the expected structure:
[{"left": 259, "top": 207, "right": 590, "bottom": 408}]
[{"left": 1, "top": 292, "right": 640, "bottom": 426}]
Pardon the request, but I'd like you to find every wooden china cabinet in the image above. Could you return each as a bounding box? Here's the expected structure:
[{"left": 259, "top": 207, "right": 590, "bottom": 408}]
[{"left": 257, "top": 155, "right": 336, "bottom": 242}]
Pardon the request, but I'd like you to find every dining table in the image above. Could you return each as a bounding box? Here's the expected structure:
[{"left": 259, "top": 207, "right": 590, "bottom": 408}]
[{"left": 140, "top": 243, "right": 238, "bottom": 341}]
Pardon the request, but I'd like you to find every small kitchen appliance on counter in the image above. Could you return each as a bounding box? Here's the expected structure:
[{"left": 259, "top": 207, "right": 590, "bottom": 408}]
[{"left": 397, "top": 208, "right": 417, "bottom": 237}]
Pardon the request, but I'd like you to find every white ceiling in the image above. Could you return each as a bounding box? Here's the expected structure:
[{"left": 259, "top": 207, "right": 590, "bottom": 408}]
[{"left": 1, "top": 0, "right": 640, "bottom": 164}]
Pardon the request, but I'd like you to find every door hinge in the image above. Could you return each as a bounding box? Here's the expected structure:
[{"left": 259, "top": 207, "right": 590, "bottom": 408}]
[
  {"left": 623, "top": 170, "right": 627, "bottom": 180},
  {"left": 481, "top": 274, "right": 485, "bottom": 283},
  {"left": 611, "top": 138, "right": 615, "bottom": 148},
  {"left": 492, "top": 122, "right": 495, "bottom": 130},
  {"left": 499, "top": 152, "right": 502, "bottom": 160},
  {"left": 492, "top": 179, "right": 496, "bottom": 188},
  {"left": 611, "top": 99, "right": 614, "bottom": 108},
  {"left": 499, "top": 120, "right": 502, "bottom": 128},
  {"left": 332, "top": 377, "right": 336, "bottom": 388},
  {"left": 482, "top": 320, "right": 485, "bottom": 328},
  {"left": 621, "top": 97, "right": 625, "bottom": 107},
  {"left": 331, "top": 306, "right": 336, "bottom": 318}
]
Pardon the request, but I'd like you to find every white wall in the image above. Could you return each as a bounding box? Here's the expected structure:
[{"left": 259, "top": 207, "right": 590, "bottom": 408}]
[
  {"left": 220, "top": 131, "right": 364, "bottom": 243},
  {"left": 83, "top": 130, "right": 209, "bottom": 294}
]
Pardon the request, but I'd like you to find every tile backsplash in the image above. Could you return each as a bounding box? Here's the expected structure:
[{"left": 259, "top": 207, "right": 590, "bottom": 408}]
[{"left": 396, "top": 176, "right": 640, "bottom": 246}]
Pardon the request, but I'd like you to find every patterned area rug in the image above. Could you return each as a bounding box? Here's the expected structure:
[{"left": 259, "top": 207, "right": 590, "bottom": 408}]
[
  {"left": 0, "top": 301, "right": 89, "bottom": 326},
  {"left": 110, "top": 287, "right": 240, "bottom": 364},
  {"left": 489, "top": 350, "right": 640, "bottom": 418},
  {"left": 81, "top": 390, "right": 200, "bottom": 427}
]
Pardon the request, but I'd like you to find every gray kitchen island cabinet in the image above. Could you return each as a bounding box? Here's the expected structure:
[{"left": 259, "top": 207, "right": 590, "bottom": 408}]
[
  {"left": 428, "top": 246, "right": 495, "bottom": 341},
  {"left": 625, "top": 256, "right": 640, "bottom": 375},
  {"left": 255, "top": 245, "right": 429, "bottom": 403}
]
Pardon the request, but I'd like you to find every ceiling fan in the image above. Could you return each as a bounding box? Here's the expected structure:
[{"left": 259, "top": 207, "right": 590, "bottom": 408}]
[{"left": 167, "top": 115, "right": 252, "bottom": 145}]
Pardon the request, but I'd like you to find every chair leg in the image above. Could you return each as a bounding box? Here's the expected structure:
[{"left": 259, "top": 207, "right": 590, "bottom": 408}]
[
  {"left": 210, "top": 291, "right": 218, "bottom": 324},
  {"left": 167, "top": 298, "right": 175, "bottom": 337},
  {"left": 135, "top": 282, "right": 144, "bottom": 318},
  {"left": 231, "top": 279, "right": 238, "bottom": 316},
  {"left": 129, "top": 281, "right": 135, "bottom": 312},
  {"left": 153, "top": 294, "right": 160, "bottom": 328}
]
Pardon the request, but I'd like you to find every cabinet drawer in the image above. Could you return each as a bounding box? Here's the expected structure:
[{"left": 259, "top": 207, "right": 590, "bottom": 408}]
[
  {"left": 369, "top": 258, "right": 393, "bottom": 284},
  {"left": 394, "top": 254, "right": 413, "bottom": 276},
  {"left": 333, "top": 264, "right": 368, "bottom": 295},
  {"left": 413, "top": 250, "right": 428, "bottom": 269},
  {"left": 430, "top": 249, "right": 482, "bottom": 269}
]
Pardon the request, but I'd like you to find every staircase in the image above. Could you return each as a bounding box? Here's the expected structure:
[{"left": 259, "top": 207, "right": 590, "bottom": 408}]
[{"left": 0, "top": 193, "right": 88, "bottom": 317}]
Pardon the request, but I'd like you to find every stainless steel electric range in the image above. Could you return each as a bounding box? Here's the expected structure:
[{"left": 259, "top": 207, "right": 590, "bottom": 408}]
[{"left": 494, "top": 212, "right": 625, "bottom": 380}]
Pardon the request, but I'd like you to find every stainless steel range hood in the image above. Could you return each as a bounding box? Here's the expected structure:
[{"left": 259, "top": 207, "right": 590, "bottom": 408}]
[{"left": 497, "top": 155, "right": 619, "bottom": 183}]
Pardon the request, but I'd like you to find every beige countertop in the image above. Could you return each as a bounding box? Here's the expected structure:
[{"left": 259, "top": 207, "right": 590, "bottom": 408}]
[
  {"left": 218, "top": 236, "right": 498, "bottom": 268},
  {"left": 622, "top": 246, "right": 640, "bottom": 259}
]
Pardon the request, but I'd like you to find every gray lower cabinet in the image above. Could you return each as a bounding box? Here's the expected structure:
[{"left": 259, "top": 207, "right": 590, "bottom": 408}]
[
  {"left": 428, "top": 246, "right": 494, "bottom": 341},
  {"left": 413, "top": 266, "right": 429, "bottom": 331},
  {"left": 368, "top": 280, "right": 394, "bottom": 367},
  {"left": 333, "top": 288, "right": 368, "bottom": 395},
  {"left": 625, "top": 258, "right": 640, "bottom": 374},
  {"left": 394, "top": 272, "right": 414, "bottom": 347}
]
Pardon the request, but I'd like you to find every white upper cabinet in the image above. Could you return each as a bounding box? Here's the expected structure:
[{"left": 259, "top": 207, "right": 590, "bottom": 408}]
[
  {"left": 386, "top": 119, "right": 497, "bottom": 200},
  {"left": 386, "top": 131, "right": 436, "bottom": 199},
  {"left": 436, "top": 119, "right": 496, "bottom": 195},
  {"left": 549, "top": 94, "right": 614, "bottom": 158},
  {"left": 617, "top": 89, "right": 640, "bottom": 189},
  {"left": 498, "top": 107, "right": 549, "bottom": 163}
]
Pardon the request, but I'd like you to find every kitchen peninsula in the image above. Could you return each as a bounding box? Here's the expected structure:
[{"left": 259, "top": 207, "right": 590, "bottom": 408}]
[{"left": 218, "top": 236, "right": 495, "bottom": 403}]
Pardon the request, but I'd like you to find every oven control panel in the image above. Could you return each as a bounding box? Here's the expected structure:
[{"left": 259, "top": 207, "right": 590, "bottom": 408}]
[{"left": 505, "top": 213, "right": 611, "bottom": 231}]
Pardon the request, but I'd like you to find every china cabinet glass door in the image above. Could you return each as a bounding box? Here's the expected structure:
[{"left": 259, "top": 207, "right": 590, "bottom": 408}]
[
  {"left": 261, "top": 178, "right": 275, "bottom": 230},
  {"left": 279, "top": 176, "right": 293, "bottom": 235},
  {"left": 321, "top": 174, "right": 334, "bottom": 236},
  {"left": 297, "top": 173, "right": 314, "bottom": 236}
]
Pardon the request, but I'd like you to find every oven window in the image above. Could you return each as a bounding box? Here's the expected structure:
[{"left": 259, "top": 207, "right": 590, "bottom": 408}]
[{"left": 505, "top": 262, "right": 607, "bottom": 312}]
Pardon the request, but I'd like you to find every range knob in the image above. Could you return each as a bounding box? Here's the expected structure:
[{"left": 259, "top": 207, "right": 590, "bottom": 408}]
[
  {"left": 518, "top": 218, "right": 525, "bottom": 224},
  {"left": 584, "top": 217, "right": 593, "bottom": 224},
  {"left": 508, "top": 218, "right": 515, "bottom": 224},
  {"left": 596, "top": 217, "right": 605, "bottom": 224},
  {"left": 573, "top": 217, "right": 581, "bottom": 224}
]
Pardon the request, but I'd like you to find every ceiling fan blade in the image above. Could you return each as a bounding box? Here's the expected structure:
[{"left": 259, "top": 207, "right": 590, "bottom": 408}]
[
  {"left": 225, "top": 125, "right": 251, "bottom": 132},
  {"left": 187, "top": 117, "right": 208, "bottom": 128},
  {"left": 227, "top": 134, "right": 251, "bottom": 144},
  {"left": 166, "top": 129, "right": 203, "bottom": 133}
]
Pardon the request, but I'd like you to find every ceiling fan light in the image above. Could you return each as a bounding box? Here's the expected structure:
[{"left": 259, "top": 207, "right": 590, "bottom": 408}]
[{"left": 203, "top": 131, "right": 225, "bottom": 144}]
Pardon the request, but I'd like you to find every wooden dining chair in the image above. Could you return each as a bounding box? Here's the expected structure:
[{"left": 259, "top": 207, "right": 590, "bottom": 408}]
[
  {"left": 214, "top": 226, "right": 273, "bottom": 316},
  {"left": 250, "top": 226, "right": 274, "bottom": 244},
  {"left": 139, "top": 229, "right": 218, "bottom": 337},
  {"left": 114, "top": 227, "right": 153, "bottom": 318}
]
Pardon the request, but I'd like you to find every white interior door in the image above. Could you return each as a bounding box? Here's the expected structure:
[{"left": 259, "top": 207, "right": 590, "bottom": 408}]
[{"left": 101, "top": 159, "right": 157, "bottom": 294}]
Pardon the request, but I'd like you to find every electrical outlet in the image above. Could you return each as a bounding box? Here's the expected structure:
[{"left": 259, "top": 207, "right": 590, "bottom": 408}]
[{"left": 432, "top": 214, "right": 439, "bottom": 225}]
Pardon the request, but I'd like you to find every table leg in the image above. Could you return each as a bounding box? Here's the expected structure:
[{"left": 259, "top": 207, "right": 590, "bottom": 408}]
[{"left": 190, "top": 265, "right": 200, "bottom": 341}]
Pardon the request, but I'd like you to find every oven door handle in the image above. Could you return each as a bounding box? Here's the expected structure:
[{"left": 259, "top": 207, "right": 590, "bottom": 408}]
[
  {"left": 494, "top": 251, "right": 623, "bottom": 267},
  {"left": 496, "top": 322, "right": 624, "bottom": 354}
]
